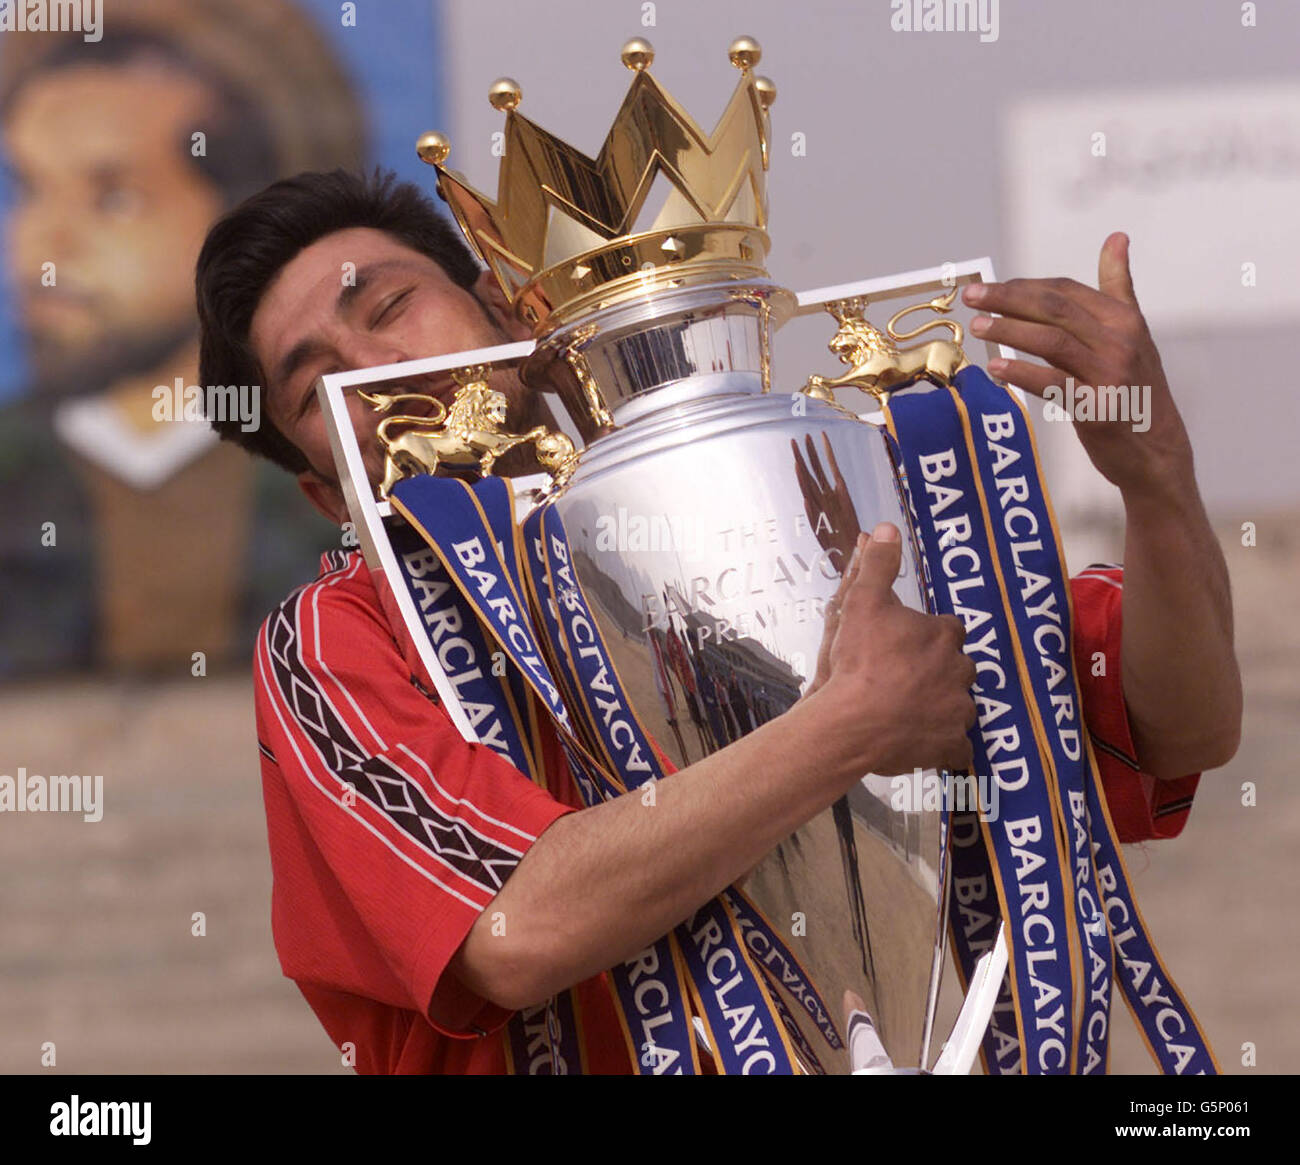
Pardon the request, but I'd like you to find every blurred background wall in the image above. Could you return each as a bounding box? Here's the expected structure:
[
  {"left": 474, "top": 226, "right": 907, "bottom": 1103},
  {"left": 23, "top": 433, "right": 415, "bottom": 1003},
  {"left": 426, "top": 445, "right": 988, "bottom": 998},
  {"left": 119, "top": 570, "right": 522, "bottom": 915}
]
[{"left": 1, "top": 0, "right": 1296, "bottom": 1074}]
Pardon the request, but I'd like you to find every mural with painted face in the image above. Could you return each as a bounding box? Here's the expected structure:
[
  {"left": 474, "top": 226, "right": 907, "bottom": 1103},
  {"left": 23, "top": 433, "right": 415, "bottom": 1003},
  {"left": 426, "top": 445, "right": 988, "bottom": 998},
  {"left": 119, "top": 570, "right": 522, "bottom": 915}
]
[{"left": 0, "top": 0, "right": 434, "bottom": 675}]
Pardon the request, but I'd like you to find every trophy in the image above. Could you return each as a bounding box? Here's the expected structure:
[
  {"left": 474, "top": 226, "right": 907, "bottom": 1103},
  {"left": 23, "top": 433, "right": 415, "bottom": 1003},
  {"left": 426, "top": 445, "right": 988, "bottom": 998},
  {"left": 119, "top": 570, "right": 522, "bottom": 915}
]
[{"left": 318, "top": 35, "right": 1212, "bottom": 1076}]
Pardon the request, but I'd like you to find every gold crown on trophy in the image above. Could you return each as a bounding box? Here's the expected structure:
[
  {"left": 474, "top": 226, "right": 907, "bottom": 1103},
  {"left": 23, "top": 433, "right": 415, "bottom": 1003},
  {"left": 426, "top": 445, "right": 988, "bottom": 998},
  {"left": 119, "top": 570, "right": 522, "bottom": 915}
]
[{"left": 416, "top": 36, "right": 777, "bottom": 333}]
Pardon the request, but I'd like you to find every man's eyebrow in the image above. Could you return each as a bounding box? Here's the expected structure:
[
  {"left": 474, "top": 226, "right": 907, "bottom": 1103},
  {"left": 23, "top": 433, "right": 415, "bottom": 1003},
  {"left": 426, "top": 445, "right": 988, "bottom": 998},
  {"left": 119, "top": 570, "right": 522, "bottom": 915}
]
[
  {"left": 337, "top": 259, "right": 411, "bottom": 315},
  {"left": 274, "top": 337, "right": 330, "bottom": 398},
  {"left": 273, "top": 260, "right": 414, "bottom": 391}
]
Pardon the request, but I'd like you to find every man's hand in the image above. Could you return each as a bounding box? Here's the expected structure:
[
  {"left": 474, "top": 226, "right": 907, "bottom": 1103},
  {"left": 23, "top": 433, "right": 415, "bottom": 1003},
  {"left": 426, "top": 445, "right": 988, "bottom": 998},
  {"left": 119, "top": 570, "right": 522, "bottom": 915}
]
[
  {"left": 810, "top": 523, "right": 977, "bottom": 775},
  {"left": 962, "top": 232, "right": 1193, "bottom": 497},
  {"left": 961, "top": 233, "right": 1241, "bottom": 778}
]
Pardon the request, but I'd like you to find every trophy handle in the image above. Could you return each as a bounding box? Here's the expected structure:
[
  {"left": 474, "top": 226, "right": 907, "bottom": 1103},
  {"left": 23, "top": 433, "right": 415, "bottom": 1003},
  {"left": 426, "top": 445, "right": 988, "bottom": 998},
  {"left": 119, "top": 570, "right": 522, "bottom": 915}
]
[
  {"left": 801, "top": 289, "right": 972, "bottom": 405},
  {"left": 367, "top": 364, "right": 577, "bottom": 496}
]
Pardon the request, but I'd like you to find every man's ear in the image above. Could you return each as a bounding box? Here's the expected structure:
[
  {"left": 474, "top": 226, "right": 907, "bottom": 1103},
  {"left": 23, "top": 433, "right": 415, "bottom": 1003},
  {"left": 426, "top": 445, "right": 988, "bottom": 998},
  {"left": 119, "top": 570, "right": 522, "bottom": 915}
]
[
  {"left": 297, "top": 470, "right": 349, "bottom": 527},
  {"left": 472, "top": 269, "right": 532, "bottom": 341}
]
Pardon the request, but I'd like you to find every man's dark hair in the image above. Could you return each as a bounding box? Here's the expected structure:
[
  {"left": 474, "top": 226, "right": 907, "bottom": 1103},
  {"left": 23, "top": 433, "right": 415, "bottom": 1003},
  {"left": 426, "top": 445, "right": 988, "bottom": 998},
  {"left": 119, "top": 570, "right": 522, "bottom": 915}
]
[{"left": 195, "top": 167, "right": 483, "bottom": 474}]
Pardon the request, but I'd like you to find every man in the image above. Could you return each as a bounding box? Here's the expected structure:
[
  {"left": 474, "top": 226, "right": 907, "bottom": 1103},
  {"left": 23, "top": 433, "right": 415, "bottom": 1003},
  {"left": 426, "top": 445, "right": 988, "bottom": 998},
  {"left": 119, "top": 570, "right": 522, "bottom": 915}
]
[{"left": 196, "top": 168, "right": 1241, "bottom": 1074}]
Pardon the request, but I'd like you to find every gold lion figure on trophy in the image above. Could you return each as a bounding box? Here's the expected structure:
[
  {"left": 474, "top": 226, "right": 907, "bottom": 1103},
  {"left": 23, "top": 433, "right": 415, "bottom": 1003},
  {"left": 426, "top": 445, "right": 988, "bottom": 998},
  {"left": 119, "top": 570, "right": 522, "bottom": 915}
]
[
  {"left": 361, "top": 366, "right": 576, "bottom": 497},
  {"left": 803, "top": 285, "right": 972, "bottom": 404}
]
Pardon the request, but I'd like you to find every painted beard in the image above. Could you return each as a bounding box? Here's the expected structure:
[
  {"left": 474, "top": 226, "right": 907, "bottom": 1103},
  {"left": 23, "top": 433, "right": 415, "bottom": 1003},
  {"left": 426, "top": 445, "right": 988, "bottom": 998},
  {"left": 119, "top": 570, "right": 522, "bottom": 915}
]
[{"left": 22, "top": 317, "right": 197, "bottom": 412}]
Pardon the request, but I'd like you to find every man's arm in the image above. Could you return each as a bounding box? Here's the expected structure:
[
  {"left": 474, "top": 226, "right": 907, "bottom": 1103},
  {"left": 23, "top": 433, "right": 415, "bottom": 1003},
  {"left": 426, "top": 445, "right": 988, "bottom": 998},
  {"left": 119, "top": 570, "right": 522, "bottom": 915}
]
[
  {"left": 961, "top": 232, "right": 1242, "bottom": 779},
  {"left": 1117, "top": 463, "right": 1238, "bottom": 777},
  {"left": 448, "top": 526, "right": 978, "bottom": 1013}
]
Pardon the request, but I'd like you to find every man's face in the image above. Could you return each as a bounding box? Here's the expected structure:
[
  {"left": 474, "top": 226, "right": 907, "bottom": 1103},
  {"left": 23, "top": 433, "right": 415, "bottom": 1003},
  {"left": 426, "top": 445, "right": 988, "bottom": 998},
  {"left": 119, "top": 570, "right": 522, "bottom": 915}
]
[
  {"left": 249, "top": 227, "right": 533, "bottom": 519},
  {"left": 4, "top": 62, "right": 224, "bottom": 396}
]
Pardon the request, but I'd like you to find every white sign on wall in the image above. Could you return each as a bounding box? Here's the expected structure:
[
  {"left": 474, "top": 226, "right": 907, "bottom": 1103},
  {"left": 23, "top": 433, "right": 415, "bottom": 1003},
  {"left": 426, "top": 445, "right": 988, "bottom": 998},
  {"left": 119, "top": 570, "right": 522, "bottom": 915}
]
[{"left": 1003, "top": 81, "right": 1300, "bottom": 332}]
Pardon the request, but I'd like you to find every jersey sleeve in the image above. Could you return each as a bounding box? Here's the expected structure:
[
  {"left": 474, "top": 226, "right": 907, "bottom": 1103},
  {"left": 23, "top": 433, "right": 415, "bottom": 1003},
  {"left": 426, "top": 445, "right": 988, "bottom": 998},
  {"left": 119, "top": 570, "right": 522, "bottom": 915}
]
[
  {"left": 253, "top": 561, "right": 575, "bottom": 1040},
  {"left": 1070, "top": 565, "right": 1200, "bottom": 843}
]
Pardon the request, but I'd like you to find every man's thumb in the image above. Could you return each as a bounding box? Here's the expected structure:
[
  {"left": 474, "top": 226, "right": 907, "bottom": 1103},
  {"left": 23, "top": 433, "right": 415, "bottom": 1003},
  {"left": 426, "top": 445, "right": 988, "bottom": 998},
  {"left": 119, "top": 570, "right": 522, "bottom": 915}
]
[
  {"left": 1098, "top": 231, "right": 1138, "bottom": 305},
  {"left": 850, "top": 523, "right": 903, "bottom": 606}
]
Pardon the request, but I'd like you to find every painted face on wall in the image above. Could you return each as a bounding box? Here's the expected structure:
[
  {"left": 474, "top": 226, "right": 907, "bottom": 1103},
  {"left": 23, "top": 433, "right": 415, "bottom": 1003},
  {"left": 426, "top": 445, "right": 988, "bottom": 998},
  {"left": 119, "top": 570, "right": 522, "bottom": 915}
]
[{"left": 4, "top": 61, "right": 224, "bottom": 396}]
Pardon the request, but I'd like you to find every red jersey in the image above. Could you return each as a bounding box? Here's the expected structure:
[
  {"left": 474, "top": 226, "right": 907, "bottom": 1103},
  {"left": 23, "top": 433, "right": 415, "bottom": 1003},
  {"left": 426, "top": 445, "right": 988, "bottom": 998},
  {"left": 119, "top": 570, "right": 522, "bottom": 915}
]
[{"left": 253, "top": 550, "right": 1198, "bottom": 1074}]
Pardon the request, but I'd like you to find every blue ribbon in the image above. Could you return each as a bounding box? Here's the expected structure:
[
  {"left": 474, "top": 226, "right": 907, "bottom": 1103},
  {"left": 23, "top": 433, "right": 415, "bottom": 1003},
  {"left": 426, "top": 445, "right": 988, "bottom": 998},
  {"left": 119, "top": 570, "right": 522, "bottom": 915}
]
[
  {"left": 887, "top": 385, "right": 1078, "bottom": 1074},
  {"left": 954, "top": 366, "right": 1215, "bottom": 1076},
  {"left": 518, "top": 505, "right": 629, "bottom": 805},
  {"left": 386, "top": 517, "right": 538, "bottom": 784},
  {"left": 448, "top": 478, "right": 541, "bottom": 771},
  {"left": 954, "top": 367, "right": 1114, "bottom": 1073},
  {"left": 505, "top": 992, "right": 585, "bottom": 1075},
  {"left": 535, "top": 505, "right": 664, "bottom": 786},
  {"left": 882, "top": 428, "right": 1011, "bottom": 1068},
  {"left": 723, "top": 889, "right": 844, "bottom": 1054}
]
